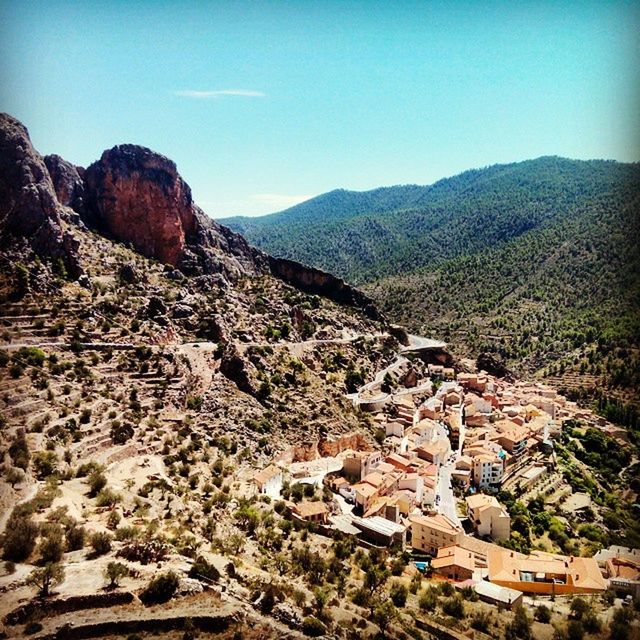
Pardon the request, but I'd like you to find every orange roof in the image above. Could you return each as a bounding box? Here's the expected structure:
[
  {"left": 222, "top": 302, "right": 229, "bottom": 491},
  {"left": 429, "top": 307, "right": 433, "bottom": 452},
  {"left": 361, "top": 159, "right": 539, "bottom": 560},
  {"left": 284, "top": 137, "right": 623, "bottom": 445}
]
[
  {"left": 362, "top": 471, "right": 385, "bottom": 487},
  {"left": 354, "top": 482, "right": 378, "bottom": 498},
  {"left": 293, "top": 501, "right": 328, "bottom": 518},
  {"left": 410, "top": 513, "right": 462, "bottom": 535},
  {"left": 488, "top": 547, "right": 606, "bottom": 591},
  {"left": 432, "top": 545, "right": 476, "bottom": 572},
  {"left": 466, "top": 494, "right": 502, "bottom": 511}
]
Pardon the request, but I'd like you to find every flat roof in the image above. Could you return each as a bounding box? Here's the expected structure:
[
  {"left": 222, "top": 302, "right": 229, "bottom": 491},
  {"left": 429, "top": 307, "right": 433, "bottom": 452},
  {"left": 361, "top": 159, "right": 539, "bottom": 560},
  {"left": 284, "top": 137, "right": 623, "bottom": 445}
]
[
  {"left": 352, "top": 515, "right": 406, "bottom": 537},
  {"left": 474, "top": 579, "right": 523, "bottom": 604}
]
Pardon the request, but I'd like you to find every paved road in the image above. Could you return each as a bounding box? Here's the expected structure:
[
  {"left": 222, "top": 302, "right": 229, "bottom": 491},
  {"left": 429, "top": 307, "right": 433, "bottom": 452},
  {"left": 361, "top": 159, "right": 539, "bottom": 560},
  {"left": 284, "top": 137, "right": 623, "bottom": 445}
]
[{"left": 401, "top": 334, "right": 447, "bottom": 353}]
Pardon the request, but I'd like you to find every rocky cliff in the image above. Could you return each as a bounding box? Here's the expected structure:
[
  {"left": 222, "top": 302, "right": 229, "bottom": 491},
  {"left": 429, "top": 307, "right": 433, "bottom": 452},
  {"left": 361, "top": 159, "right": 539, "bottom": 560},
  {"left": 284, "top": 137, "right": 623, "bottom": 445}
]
[
  {"left": 44, "top": 154, "right": 86, "bottom": 216},
  {"left": 0, "top": 113, "right": 80, "bottom": 276},
  {"left": 0, "top": 112, "right": 382, "bottom": 319},
  {"left": 80, "top": 141, "right": 381, "bottom": 317}
]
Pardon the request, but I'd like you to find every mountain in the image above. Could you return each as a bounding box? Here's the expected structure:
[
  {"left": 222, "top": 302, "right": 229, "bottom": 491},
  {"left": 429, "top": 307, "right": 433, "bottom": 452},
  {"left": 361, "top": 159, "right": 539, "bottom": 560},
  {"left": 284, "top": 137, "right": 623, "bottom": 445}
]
[
  {"left": 0, "top": 111, "right": 395, "bottom": 472},
  {"left": 221, "top": 157, "right": 640, "bottom": 411}
]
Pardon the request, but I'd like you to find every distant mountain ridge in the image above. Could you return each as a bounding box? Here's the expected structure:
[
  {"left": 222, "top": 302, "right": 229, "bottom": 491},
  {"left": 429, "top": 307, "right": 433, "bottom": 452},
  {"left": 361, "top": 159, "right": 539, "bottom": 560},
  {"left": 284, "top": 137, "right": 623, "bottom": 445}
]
[
  {"left": 221, "top": 157, "right": 640, "bottom": 408},
  {"left": 220, "top": 156, "right": 639, "bottom": 284}
]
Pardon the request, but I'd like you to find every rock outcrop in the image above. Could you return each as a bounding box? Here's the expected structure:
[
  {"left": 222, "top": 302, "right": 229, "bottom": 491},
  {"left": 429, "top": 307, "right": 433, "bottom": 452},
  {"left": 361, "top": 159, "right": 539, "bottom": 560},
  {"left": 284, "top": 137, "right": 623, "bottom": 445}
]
[
  {"left": 83, "top": 144, "right": 267, "bottom": 279},
  {"left": 477, "top": 351, "right": 514, "bottom": 381},
  {"left": 0, "top": 112, "right": 383, "bottom": 319},
  {"left": 84, "top": 145, "right": 196, "bottom": 266},
  {"left": 81, "top": 141, "right": 383, "bottom": 319},
  {"left": 0, "top": 113, "right": 81, "bottom": 276},
  {"left": 268, "top": 256, "right": 381, "bottom": 320},
  {"left": 44, "top": 154, "right": 86, "bottom": 215}
]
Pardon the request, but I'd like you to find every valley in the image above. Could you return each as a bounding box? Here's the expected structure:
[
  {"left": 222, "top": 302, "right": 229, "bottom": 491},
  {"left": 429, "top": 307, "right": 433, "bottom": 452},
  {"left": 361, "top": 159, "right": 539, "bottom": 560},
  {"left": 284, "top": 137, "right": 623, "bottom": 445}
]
[{"left": 0, "top": 112, "right": 639, "bottom": 640}]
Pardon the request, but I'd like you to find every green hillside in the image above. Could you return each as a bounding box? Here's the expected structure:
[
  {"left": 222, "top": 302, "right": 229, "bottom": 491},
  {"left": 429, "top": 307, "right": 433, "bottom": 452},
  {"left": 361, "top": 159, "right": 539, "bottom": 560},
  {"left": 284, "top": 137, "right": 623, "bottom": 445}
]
[{"left": 221, "top": 157, "right": 640, "bottom": 413}]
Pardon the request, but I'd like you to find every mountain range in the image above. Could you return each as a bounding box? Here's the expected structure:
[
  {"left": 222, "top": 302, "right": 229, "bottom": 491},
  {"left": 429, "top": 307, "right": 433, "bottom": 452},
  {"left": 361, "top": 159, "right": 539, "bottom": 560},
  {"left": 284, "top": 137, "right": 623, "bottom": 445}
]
[{"left": 222, "top": 157, "right": 640, "bottom": 413}]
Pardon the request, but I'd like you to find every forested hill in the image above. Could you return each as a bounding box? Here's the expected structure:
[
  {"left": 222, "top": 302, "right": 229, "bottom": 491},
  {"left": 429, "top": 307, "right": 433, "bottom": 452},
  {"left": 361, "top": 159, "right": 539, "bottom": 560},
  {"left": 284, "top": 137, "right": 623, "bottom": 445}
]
[
  {"left": 222, "top": 157, "right": 640, "bottom": 412},
  {"left": 220, "top": 157, "right": 639, "bottom": 285}
]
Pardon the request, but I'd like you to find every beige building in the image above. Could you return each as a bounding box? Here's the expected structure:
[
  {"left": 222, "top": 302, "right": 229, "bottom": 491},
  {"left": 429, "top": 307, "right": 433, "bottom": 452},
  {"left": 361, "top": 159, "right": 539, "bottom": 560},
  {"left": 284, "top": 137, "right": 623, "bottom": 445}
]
[
  {"left": 253, "top": 464, "right": 283, "bottom": 498},
  {"left": 343, "top": 450, "right": 382, "bottom": 481},
  {"left": 431, "top": 545, "right": 476, "bottom": 581},
  {"left": 488, "top": 548, "right": 607, "bottom": 595},
  {"left": 472, "top": 453, "right": 504, "bottom": 489},
  {"left": 409, "top": 513, "right": 463, "bottom": 555},
  {"left": 465, "top": 494, "right": 511, "bottom": 541}
]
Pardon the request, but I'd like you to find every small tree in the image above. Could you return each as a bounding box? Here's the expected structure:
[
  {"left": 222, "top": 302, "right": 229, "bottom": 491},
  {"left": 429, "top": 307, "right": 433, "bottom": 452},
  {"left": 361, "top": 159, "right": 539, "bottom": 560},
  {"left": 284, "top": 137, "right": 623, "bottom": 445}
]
[
  {"left": 389, "top": 581, "right": 408, "bottom": 607},
  {"left": 373, "top": 600, "right": 397, "bottom": 636},
  {"left": 90, "top": 532, "right": 112, "bottom": 556},
  {"left": 5, "top": 467, "right": 25, "bottom": 488},
  {"left": 27, "top": 563, "right": 65, "bottom": 597},
  {"left": 104, "top": 561, "right": 129, "bottom": 589},
  {"left": 505, "top": 605, "right": 532, "bottom": 640}
]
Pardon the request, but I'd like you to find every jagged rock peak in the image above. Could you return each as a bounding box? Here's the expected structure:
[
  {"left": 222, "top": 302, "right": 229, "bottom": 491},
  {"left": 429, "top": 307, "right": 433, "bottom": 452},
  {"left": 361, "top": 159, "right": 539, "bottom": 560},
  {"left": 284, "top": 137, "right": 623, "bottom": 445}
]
[
  {"left": 0, "top": 112, "right": 81, "bottom": 275},
  {"left": 44, "top": 154, "right": 86, "bottom": 215}
]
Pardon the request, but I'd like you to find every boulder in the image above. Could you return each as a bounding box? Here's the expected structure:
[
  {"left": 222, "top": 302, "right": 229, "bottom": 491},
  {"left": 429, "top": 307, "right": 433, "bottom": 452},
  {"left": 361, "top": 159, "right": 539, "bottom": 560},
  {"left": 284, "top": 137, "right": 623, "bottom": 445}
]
[{"left": 119, "top": 262, "right": 140, "bottom": 284}]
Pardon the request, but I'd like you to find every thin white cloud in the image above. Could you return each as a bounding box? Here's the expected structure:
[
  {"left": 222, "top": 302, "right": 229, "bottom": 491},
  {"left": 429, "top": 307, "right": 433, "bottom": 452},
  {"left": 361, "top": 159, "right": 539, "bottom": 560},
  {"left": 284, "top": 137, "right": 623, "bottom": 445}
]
[{"left": 174, "top": 89, "right": 265, "bottom": 98}]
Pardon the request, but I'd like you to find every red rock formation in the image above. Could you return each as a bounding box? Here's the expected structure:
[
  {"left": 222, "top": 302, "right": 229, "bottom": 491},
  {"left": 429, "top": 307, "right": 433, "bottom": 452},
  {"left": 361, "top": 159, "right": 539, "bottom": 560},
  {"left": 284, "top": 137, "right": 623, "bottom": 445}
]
[{"left": 84, "top": 145, "right": 195, "bottom": 266}]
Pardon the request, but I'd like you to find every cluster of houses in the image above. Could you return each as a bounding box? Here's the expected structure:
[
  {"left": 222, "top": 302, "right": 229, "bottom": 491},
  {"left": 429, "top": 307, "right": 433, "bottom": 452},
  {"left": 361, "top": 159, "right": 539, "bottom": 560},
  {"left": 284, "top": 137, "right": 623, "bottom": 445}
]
[{"left": 252, "top": 363, "right": 627, "bottom": 601}]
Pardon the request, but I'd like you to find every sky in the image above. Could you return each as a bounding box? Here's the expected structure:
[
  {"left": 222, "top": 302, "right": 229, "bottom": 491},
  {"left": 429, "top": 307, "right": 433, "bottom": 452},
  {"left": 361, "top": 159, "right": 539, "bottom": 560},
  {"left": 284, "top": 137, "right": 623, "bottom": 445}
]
[{"left": 1, "top": 1, "right": 639, "bottom": 218}]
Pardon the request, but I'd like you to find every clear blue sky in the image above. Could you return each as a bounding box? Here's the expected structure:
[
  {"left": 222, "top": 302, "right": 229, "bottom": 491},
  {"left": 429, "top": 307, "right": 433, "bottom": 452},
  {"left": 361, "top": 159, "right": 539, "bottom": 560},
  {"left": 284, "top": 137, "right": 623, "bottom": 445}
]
[{"left": 1, "top": 0, "right": 638, "bottom": 217}]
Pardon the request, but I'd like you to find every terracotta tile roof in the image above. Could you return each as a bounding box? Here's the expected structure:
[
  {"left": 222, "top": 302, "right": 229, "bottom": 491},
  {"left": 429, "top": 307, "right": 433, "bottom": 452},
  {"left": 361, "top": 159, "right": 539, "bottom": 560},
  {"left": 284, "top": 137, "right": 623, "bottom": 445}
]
[{"left": 432, "top": 545, "right": 476, "bottom": 572}]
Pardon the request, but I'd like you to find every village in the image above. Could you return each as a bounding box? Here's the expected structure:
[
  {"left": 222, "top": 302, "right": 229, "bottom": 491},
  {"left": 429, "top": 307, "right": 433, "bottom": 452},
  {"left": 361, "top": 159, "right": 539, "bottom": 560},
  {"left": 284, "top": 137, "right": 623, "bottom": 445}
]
[{"left": 251, "top": 341, "right": 638, "bottom": 610}]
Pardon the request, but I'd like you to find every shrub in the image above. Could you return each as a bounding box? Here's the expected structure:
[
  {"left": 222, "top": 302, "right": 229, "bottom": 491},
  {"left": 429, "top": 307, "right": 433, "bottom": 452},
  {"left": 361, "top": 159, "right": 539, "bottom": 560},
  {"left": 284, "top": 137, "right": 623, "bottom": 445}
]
[
  {"left": 505, "top": 605, "right": 532, "bottom": 640},
  {"left": 471, "top": 611, "right": 491, "bottom": 632},
  {"left": 96, "top": 488, "right": 121, "bottom": 508},
  {"left": 302, "top": 617, "right": 327, "bottom": 637},
  {"left": 390, "top": 581, "right": 408, "bottom": 607},
  {"left": 90, "top": 532, "right": 112, "bottom": 556},
  {"left": 2, "top": 515, "right": 39, "bottom": 562},
  {"left": 9, "top": 431, "right": 30, "bottom": 471},
  {"left": 419, "top": 587, "right": 438, "bottom": 612},
  {"left": 535, "top": 605, "right": 552, "bottom": 623},
  {"left": 442, "top": 595, "right": 465, "bottom": 619},
  {"left": 24, "top": 622, "right": 43, "bottom": 635},
  {"left": 37, "top": 527, "right": 64, "bottom": 564},
  {"left": 139, "top": 571, "right": 180, "bottom": 605},
  {"left": 87, "top": 470, "right": 107, "bottom": 496},
  {"left": 65, "top": 525, "right": 86, "bottom": 551},
  {"left": 117, "top": 540, "right": 169, "bottom": 564},
  {"left": 567, "top": 620, "right": 585, "bottom": 640},
  {"left": 189, "top": 556, "right": 220, "bottom": 582}
]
